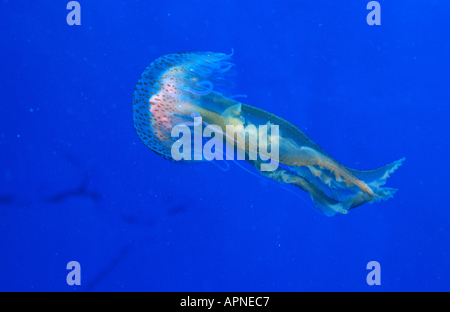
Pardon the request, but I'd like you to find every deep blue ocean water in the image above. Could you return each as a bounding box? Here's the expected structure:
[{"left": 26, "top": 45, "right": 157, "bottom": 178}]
[{"left": 0, "top": 0, "right": 449, "bottom": 291}]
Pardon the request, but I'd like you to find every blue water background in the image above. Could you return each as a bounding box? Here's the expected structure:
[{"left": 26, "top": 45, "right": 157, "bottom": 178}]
[{"left": 0, "top": 0, "right": 449, "bottom": 291}]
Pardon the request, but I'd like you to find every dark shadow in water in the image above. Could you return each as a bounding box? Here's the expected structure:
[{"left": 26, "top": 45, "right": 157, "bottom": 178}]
[
  {"left": 2, "top": 150, "right": 194, "bottom": 291},
  {"left": 0, "top": 195, "right": 14, "bottom": 205},
  {"left": 84, "top": 243, "right": 133, "bottom": 292},
  {"left": 166, "top": 204, "right": 187, "bottom": 216},
  {"left": 121, "top": 214, "right": 155, "bottom": 227},
  {"left": 45, "top": 174, "right": 102, "bottom": 203}
]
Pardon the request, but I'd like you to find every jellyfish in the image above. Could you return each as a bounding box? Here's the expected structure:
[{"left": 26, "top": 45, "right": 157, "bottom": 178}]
[{"left": 132, "top": 50, "right": 404, "bottom": 216}]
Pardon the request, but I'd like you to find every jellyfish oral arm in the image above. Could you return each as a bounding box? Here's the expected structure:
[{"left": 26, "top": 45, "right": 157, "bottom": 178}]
[{"left": 170, "top": 115, "right": 279, "bottom": 171}]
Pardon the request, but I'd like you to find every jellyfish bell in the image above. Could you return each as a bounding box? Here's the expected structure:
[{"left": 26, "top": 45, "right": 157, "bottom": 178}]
[{"left": 132, "top": 51, "right": 404, "bottom": 216}]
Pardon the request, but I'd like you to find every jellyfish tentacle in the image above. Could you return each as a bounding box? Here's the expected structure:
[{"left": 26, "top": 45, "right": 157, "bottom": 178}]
[
  {"left": 211, "top": 159, "right": 230, "bottom": 171},
  {"left": 184, "top": 81, "right": 214, "bottom": 96},
  {"left": 229, "top": 94, "right": 247, "bottom": 100},
  {"left": 217, "top": 62, "right": 234, "bottom": 73},
  {"left": 215, "top": 48, "right": 234, "bottom": 60}
]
